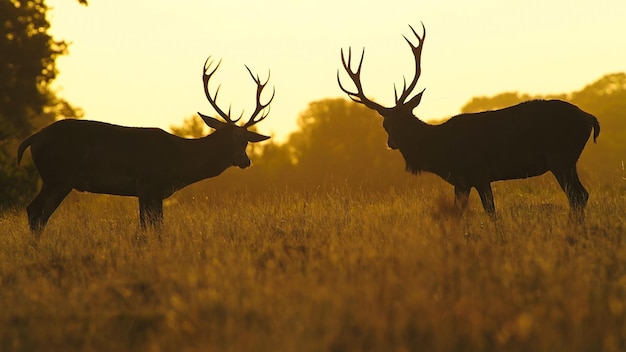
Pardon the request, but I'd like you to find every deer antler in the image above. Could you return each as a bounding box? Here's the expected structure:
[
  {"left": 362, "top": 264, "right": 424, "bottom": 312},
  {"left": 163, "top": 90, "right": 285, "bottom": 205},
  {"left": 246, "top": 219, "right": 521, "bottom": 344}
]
[
  {"left": 394, "top": 22, "right": 426, "bottom": 108},
  {"left": 243, "top": 65, "right": 275, "bottom": 128},
  {"left": 338, "top": 22, "right": 427, "bottom": 112},
  {"left": 337, "top": 47, "right": 386, "bottom": 113},
  {"left": 201, "top": 56, "right": 273, "bottom": 128},
  {"left": 202, "top": 56, "right": 242, "bottom": 124}
]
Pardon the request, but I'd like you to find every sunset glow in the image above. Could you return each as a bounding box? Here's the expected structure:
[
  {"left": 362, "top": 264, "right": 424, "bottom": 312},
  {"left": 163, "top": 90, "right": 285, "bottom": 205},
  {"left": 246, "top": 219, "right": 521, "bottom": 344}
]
[{"left": 48, "top": 0, "right": 626, "bottom": 140}]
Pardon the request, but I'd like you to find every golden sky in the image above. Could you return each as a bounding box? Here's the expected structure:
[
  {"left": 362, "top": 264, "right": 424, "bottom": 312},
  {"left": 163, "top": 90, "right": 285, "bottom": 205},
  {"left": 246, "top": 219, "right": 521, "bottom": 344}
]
[{"left": 48, "top": 0, "right": 626, "bottom": 141}]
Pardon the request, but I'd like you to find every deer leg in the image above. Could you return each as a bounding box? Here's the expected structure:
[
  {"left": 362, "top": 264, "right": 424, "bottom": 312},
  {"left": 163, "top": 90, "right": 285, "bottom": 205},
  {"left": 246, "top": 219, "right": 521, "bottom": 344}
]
[
  {"left": 139, "top": 197, "right": 164, "bottom": 229},
  {"left": 454, "top": 185, "right": 470, "bottom": 216},
  {"left": 475, "top": 183, "right": 496, "bottom": 219},
  {"left": 551, "top": 166, "right": 588, "bottom": 222},
  {"left": 26, "top": 183, "right": 72, "bottom": 233}
]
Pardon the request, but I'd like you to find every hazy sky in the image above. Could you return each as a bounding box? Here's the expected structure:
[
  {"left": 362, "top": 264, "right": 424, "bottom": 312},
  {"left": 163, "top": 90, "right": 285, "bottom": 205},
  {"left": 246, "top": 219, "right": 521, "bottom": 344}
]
[{"left": 48, "top": 0, "right": 626, "bottom": 141}]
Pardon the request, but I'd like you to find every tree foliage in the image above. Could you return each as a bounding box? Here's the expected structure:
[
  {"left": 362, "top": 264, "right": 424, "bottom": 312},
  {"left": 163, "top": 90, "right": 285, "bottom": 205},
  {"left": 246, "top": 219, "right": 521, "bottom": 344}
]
[
  {"left": 284, "top": 98, "right": 409, "bottom": 187},
  {"left": 572, "top": 73, "right": 626, "bottom": 178},
  {"left": 0, "top": 0, "right": 83, "bottom": 209},
  {"left": 169, "top": 115, "right": 208, "bottom": 139}
]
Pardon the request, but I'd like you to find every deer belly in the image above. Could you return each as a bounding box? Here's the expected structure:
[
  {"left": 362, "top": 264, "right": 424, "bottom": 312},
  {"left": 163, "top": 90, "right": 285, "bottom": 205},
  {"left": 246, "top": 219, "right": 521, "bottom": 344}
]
[
  {"left": 74, "top": 173, "right": 139, "bottom": 196},
  {"left": 488, "top": 161, "right": 549, "bottom": 181}
]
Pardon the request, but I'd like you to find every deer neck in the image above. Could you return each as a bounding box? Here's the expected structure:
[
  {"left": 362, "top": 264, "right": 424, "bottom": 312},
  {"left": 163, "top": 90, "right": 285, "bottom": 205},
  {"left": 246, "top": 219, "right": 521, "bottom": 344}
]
[
  {"left": 392, "top": 116, "right": 440, "bottom": 175},
  {"left": 176, "top": 134, "right": 236, "bottom": 184}
]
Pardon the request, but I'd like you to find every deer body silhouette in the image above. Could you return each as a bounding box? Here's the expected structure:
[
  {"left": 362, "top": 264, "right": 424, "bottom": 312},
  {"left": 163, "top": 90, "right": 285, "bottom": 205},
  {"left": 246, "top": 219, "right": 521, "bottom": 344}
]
[
  {"left": 338, "top": 24, "right": 599, "bottom": 220},
  {"left": 18, "top": 57, "right": 274, "bottom": 232}
]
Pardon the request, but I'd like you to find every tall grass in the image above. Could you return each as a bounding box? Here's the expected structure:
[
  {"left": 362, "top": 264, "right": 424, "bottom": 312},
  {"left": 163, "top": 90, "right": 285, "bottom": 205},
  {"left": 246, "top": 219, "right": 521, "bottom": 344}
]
[{"left": 1, "top": 182, "right": 625, "bottom": 351}]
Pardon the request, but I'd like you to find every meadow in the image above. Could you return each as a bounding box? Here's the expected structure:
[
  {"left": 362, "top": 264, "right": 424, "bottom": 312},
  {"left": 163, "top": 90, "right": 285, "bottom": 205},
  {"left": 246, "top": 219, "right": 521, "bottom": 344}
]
[{"left": 1, "top": 178, "right": 625, "bottom": 351}]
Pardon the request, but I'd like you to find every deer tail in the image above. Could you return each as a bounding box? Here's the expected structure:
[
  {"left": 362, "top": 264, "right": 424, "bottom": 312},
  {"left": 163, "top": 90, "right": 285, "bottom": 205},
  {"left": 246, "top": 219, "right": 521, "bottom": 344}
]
[
  {"left": 17, "top": 134, "right": 35, "bottom": 166},
  {"left": 593, "top": 116, "right": 600, "bottom": 143},
  {"left": 591, "top": 115, "right": 600, "bottom": 143}
]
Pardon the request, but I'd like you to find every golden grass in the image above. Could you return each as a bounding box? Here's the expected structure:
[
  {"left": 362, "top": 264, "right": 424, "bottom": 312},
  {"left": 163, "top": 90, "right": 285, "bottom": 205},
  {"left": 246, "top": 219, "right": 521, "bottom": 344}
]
[{"left": 1, "top": 182, "right": 625, "bottom": 351}]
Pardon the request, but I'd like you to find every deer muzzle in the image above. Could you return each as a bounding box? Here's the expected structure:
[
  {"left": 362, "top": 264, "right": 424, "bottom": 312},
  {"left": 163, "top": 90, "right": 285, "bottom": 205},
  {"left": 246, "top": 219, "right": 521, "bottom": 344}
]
[
  {"left": 236, "top": 155, "right": 251, "bottom": 169},
  {"left": 387, "top": 137, "right": 399, "bottom": 150}
]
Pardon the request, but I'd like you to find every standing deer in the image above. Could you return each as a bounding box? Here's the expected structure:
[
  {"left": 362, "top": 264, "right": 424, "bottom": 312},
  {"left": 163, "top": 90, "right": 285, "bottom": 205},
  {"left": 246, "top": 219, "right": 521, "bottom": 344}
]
[
  {"left": 17, "top": 57, "right": 274, "bottom": 232},
  {"left": 338, "top": 23, "right": 600, "bottom": 220}
]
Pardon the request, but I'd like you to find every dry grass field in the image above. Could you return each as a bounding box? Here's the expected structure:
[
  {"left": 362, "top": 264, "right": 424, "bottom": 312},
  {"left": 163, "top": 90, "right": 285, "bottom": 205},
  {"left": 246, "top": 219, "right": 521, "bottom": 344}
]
[{"left": 1, "top": 179, "right": 625, "bottom": 351}]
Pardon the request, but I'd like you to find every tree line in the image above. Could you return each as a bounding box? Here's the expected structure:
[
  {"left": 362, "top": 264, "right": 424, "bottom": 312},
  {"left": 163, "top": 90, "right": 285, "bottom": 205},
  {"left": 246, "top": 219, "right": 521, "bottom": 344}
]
[
  {"left": 168, "top": 73, "right": 626, "bottom": 202},
  {"left": 0, "top": 0, "right": 85, "bottom": 210},
  {"left": 1, "top": 0, "right": 624, "bottom": 209}
]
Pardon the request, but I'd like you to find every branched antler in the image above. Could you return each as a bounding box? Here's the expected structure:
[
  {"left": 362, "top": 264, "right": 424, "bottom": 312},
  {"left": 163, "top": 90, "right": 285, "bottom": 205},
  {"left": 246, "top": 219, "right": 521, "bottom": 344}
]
[
  {"left": 201, "top": 56, "right": 274, "bottom": 127},
  {"left": 202, "top": 57, "right": 241, "bottom": 123},
  {"left": 338, "top": 22, "right": 427, "bottom": 112},
  {"left": 395, "top": 22, "right": 426, "bottom": 108},
  {"left": 337, "top": 47, "right": 386, "bottom": 113},
  {"left": 243, "top": 65, "right": 275, "bottom": 128}
]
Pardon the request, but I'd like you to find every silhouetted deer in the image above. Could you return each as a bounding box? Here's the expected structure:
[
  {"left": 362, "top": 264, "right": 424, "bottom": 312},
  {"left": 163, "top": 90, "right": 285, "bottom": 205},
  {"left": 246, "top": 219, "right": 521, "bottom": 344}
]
[
  {"left": 338, "top": 23, "right": 600, "bottom": 220},
  {"left": 17, "top": 57, "right": 274, "bottom": 232}
]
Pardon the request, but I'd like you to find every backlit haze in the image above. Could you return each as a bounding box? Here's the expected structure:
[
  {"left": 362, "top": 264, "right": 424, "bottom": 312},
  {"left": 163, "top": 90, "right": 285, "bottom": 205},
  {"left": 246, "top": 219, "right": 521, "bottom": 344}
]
[{"left": 48, "top": 0, "right": 626, "bottom": 141}]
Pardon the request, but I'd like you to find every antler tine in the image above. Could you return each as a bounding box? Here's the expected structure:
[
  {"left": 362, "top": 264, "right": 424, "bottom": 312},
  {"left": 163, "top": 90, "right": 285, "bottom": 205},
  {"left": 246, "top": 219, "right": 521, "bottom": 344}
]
[
  {"left": 337, "top": 47, "right": 387, "bottom": 112},
  {"left": 396, "top": 22, "right": 426, "bottom": 107},
  {"left": 227, "top": 104, "right": 245, "bottom": 123},
  {"left": 202, "top": 56, "right": 235, "bottom": 123},
  {"left": 243, "top": 65, "right": 275, "bottom": 128},
  {"left": 338, "top": 48, "right": 363, "bottom": 102},
  {"left": 393, "top": 77, "right": 408, "bottom": 104}
]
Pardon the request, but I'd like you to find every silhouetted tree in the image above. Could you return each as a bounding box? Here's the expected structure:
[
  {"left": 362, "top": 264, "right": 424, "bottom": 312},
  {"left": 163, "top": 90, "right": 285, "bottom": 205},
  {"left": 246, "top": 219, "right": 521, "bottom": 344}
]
[
  {"left": 0, "top": 0, "right": 83, "bottom": 209},
  {"left": 277, "top": 98, "right": 411, "bottom": 189},
  {"left": 572, "top": 73, "right": 626, "bottom": 124},
  {"left": 572, "top": 73, "right": 626, "bottom": 179},
  {"left": 170, "top": 115, "right": 208, "bottom": 138}
]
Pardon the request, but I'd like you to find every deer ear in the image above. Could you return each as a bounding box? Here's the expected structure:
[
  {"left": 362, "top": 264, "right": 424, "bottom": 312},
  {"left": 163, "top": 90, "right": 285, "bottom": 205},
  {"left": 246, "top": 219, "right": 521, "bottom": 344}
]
[
  {"left": 405, "top": 88, "right": 425, "bottom": 110},
  {"left": 244, "top": 130, "right": 270, "bottom": 143},
  {"left": 198, "top": 112, "right": 228, "bottom": 130}
]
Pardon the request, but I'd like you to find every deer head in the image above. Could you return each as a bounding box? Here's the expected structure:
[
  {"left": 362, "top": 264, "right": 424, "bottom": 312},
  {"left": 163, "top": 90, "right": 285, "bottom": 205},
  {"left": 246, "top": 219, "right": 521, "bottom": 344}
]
[
  {"left": 198, "top": 57, "right": 274, "bottom": 168},
  {"left": 338, "top": 23, "right": 426, "bottom": 150}
]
